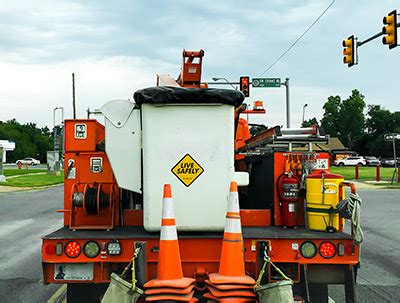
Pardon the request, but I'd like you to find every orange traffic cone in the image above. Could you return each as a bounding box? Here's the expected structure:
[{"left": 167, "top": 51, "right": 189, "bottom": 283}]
[
  {"left": 205, "top": 280, "right": 253, "bottom": 290},
  {"left": 204, "top": 181, "right": 256, "bottom": 302},
  {"left": 207, "top": 284, "right": 256, "bottom": 298},
  {"left": 203, "top": 292, "right": 254, "bottom": 302},
  {"left": 208, "top": 182, "right": 256, "bottom": 285},
  {"left": 144, "top": 184, "right": 195, "bottom": 302},
  {"left": 145, "top": 284, "right": 195, "bottom": 295},
  {"left": 145, "top": 291, "right": 195, "bottom": 302}
]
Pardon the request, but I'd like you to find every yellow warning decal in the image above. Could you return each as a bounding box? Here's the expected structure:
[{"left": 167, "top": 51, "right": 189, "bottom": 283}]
[{"left": 171, "top": 154, "right": 204, "bottom": 187}]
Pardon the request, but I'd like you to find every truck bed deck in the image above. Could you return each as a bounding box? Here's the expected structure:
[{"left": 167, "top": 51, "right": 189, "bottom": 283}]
[{"left": 43, "top": 226, "right": 353, "bottom": 240}]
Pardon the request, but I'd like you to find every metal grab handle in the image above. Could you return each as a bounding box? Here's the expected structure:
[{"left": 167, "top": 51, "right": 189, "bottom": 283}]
[{"left": 323, "top": 183, "right": 338, "bottom": 194}]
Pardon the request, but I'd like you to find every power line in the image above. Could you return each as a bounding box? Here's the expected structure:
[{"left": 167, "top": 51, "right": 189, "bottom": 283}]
[{"left": 259, "top": 0, "right": 336, "bottom": 76}]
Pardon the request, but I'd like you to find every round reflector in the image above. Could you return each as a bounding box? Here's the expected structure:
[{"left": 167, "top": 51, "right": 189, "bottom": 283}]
[
  {"left": 45, "top": 244, "right": 56, "bottom": 255},
  {"left": 300, "top": 241, "right": 317, "bottom": 259},
  {"left": 83, "top": 241, "right": 100, "bottom": 258},
  {"left": 65, "top": 241, "right": 81, "bottom": 258},
  {"left": 319, "top": 241, "right": 336, "bottom": 259}
]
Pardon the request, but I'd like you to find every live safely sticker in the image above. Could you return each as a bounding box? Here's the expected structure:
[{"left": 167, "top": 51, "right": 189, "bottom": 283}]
[{"left": 171, "top": 154, "right": 204, "bottom": 187}]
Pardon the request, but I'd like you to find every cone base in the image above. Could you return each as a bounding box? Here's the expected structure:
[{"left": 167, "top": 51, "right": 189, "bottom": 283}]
[
  {"left": 144, "top": 277, "right": 195, "bottom": 289},
  {"left": 205, "top": 280, "right": 254, "bottom": 290},
  {"left": 203, "top": 292, "right": 256, "bottom": 302},
  {"left": 207, "top": 284, "right": 256, "bottom": 298},
  {"left": 145, "top": 290, "right": 194, "bottom": 301},
  {"left": 145, "top": 284, "right": 195, "bottom": 295},
  {"left": 208, "top": 273, "right": 256, "bottom": 285}
]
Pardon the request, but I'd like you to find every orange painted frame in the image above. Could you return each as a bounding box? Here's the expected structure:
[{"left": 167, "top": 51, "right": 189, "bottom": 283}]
[
  {"left": 42, "top": 237, "right": 359, "bottom": 284},
  {"left": 62, "top": 119, "right": 119, "bottom": 229}
]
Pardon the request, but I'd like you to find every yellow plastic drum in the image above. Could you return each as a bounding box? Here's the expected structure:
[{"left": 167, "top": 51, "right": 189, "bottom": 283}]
[{"left": 306, "top": 171, "right": 344, "bottom": 232}]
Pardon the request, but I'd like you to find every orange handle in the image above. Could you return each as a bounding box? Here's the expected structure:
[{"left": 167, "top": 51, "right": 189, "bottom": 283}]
[{"left": 339, "top": 181, "right": 357, "bottom": 201}]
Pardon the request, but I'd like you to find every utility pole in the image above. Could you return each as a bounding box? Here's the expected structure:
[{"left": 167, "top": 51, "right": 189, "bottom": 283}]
[
  {"left": 384, "top": 133, "right": 399, "bottom": 183},
  {"left": 282, "top": 78, "right": 290, "bottom": 128},
  {"left": 392, "top": 138, "right": 398, "bottom": 184},
  {"left": 0, "top": 146, "right": 5, "bottom": 182},
  {"left": 53, "top": 107, "right": 64, "bottom": 153},
  {"left": 72, "top": 73, "right": 76, "bottom": 119}
]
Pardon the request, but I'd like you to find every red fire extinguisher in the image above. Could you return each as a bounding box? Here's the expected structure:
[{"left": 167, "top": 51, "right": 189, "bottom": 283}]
[{"left": 278, "top": 172, "right": 300, "bottom": 228}]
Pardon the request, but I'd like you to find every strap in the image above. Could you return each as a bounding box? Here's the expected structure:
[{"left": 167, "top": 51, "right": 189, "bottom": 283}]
[
  {"left": 306, "top": 206, "right": 337, "bottom": 214},
  {"left": 255, "top": 253, "right": 269, "bottom": 288},
  {"left": 121, "top": 246, "right": 142, "bottom": 290},
  {"left": 268, "top": 256, "right": 292, "bottom": 281},
  {"left": 255, "top": 249, "right": 292, "bottom": 289}
]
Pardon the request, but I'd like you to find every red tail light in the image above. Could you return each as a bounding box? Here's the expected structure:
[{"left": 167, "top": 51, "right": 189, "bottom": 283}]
[
  {"left": 45, "top": 244, "right": 56, "bottom": 255},
  {"left": 65, "top": 241, "right": 81, "bottom": 258},
  {"left": 319, "top": 241, "right": 336, "bottom": 259}
]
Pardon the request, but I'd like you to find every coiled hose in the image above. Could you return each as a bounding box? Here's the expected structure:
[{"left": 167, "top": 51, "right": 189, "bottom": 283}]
[{"left": 336, "top": 192, "right": 364, "bottom": 245}]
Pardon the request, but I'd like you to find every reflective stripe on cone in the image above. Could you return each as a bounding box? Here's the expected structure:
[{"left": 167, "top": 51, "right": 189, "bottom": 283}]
[{"left": 144, "top": 184, "right": 195, "bottom": 298}]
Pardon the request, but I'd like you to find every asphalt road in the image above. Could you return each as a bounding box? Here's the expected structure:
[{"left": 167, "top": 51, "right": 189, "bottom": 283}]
[
  {"left": 0, "top": 187, "right": 399, "bottom": 302},
  {"left": 329, "top": 189, "right": 400, "bottom": 302},
  {"left": 0, "top": 186, "right": 63, "bottom": 303}
]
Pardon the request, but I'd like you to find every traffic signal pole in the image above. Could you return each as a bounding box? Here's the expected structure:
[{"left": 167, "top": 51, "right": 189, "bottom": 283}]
[
  {"left": 344, "top": 10, "right": 399, "bottom": 67},
  {"left": 357, "top": 20, "right": 400, "bottom": 46},
  {"left": 357, "top": 31, "right": 384, "bottom": 47}
]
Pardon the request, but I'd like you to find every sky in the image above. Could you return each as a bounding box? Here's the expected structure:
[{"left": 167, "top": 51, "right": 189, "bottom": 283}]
[{"left": 0, "top": 0, "right": 399, "bottom": 129}]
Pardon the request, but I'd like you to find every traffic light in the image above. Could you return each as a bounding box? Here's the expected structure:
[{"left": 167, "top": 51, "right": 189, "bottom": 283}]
[
  {"left": 382, "top": 10, "right": 397, "bottom": 49},
  {"left": 342, "top": 35, "right": 355, "bottom": 67},
  {"left": 240, "top": 76, "right": 250, "bottom": 97}
]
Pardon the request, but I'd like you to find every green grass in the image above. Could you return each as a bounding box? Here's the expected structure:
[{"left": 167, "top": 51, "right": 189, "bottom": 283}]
[
  {"left": 0, "top": 172, "right": 64, "bottom": 187},
  {"left": 373, "top": 182, "right": 400, "bottom": 187},
  {"left": 331, "top": 166, "right": 397, "bottom": 181},
  {"left": 3, "top": 168, "right": 47, "bottom": 177}
]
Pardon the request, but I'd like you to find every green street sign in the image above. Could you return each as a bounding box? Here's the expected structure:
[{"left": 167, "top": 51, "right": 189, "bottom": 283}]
[
  {"left": 384, "top": 133, "right": 400, "bottom": 141},
  {"left": 252, "top": 78, "right": 281, "bottom": 88}
]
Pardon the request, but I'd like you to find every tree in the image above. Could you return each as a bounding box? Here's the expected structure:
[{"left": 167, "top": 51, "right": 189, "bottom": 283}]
[
  {"left": 337, "top": 90, "right": 366, "bottom": 149},
  {"left": 366, "top": 105, "right": 395, "bottom": 136},
  {"left": 302, "top": 117, "right": 318, "bottom": 127},
  {"left": 249, "top": 124, "right": 267, "bottom": 136},
  {"left": 320, "top": 95, "right": 341, "bottom": 137},
  {"left": 362, "top": 105, "right": 399, "bottom": 157},
  {"left": 318, "top": 90, "right": 399, "bottom": 156},
  {"left": 320, "top": 90, "right": 366, "bottom": 150},
  {"left": 0, "top": 120, "right": 53, "bottom": 163}
]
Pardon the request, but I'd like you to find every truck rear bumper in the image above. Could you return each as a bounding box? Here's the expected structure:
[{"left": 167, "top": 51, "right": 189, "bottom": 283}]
[{"left": 42, "top": 226, "right": 359, "bottom": 284}]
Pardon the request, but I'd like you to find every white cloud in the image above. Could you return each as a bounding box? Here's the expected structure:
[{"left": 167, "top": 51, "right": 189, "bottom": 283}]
[
  {"left": 0, "top": 0, "right": 399, "bottom": 131},
  {"left": 0, "top": 56, "right": 175, "bottom": 127}
]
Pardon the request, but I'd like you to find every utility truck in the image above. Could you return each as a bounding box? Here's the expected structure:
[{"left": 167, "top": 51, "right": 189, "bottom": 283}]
[{"left": 42, "top": 50, "right": 361, "bottom": 302}]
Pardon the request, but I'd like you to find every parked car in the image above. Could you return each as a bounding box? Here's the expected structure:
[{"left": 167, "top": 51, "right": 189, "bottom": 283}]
[
  {"left": 15, "top": 157, "right": 41, "bottom": 166},
  {"left": 334, "top": 156, "right": 366, "bottom": 166},
  {"left": 365, "top": 156, "right": 381, "bottom": 166},
  {"left": 380, "top": 158, "right": 400, "bottom": 167}
]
